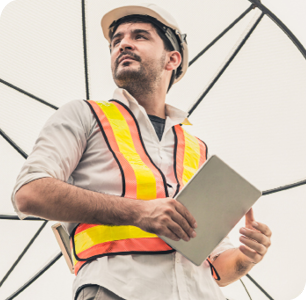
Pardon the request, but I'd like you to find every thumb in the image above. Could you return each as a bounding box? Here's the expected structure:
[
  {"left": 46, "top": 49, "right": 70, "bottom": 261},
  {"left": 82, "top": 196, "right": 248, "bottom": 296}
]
[{"left": 245, "top": 207, "right": 255, "bottom": 228}]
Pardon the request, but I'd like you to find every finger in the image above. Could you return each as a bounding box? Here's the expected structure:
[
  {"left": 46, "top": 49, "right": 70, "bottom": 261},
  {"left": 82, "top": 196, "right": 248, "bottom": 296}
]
[
  {"left": 252, "top": 221, "right": 272, "bottom": 238},
  {"left": 239, "top": 227, "right": 271, "bottom": 248},
  {"left": 239, "top": 245, "right": 262, "bottom": 264},
  {"left": 168, "top": 222, "right": 191, "bottom": 242},
  {"left": 174, "top": 201, "right": 197, "bottom": 229},
  {"left": 171, "top": 212, "right": 197, "bottom": 240},
  {"left": 239, "top": 236, "right": 267, "bottom": 256},
  {"left": 245, "top": 208, "right": 255, "bottom": 227},
  {"left": 157, "top": 225, "right": 180, "bottom": 242}
]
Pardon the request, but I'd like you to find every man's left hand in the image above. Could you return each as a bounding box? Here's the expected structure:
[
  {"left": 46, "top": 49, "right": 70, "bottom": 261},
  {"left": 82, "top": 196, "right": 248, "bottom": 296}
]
[{"left": 238, "top": 208, "right": 272, "bottom": 264}]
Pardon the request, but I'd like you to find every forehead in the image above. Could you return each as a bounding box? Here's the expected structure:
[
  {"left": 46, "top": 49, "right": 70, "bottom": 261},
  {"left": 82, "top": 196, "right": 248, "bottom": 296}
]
[{"left": 113, "top": 22, "right": 157, "bottom": 36}]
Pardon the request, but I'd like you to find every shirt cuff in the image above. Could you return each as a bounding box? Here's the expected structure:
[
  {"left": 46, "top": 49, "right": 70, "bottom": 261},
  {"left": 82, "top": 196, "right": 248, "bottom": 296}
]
[
  {"left": 11, "top": 174, "right": 52, "bottom": 220},
  {"left": 210, "top": 236, "right": 235, "bottom": 261}
]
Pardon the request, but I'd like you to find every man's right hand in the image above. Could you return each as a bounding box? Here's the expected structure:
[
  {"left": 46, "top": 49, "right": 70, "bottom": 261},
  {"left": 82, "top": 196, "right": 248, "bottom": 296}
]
[
  {"left": 16, "top": 178, "right": 196, "bottom": 242},
  {"left": 135, "top": 198, "right": 197, "bottom": 242}
]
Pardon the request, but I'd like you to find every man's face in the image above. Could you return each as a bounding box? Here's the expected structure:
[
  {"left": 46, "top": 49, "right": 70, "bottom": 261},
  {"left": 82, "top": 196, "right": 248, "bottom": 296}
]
[{"left": 110, "top": 22, "right": 167, "bottom": 89}]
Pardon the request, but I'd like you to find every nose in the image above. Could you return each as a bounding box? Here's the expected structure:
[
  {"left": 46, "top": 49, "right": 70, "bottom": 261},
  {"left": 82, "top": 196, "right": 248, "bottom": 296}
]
[{"left": 119, "top": 37, "right": 135, "bottom": 52}]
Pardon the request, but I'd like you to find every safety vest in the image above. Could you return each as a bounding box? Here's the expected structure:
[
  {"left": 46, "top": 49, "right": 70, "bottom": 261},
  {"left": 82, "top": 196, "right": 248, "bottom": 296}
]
[{"left": 70, "top": 100, "right": 218, "bottom": 280}]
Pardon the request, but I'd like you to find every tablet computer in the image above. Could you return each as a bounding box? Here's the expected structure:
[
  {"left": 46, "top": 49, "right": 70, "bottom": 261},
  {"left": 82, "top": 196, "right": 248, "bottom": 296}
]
[{"left": 160, "top": 155, "right": 262, "bottom": 266}]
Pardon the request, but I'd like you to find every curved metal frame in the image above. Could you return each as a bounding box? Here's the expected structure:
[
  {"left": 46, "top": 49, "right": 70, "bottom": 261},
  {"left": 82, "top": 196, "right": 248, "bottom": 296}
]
[{"left": 248, "top": 0, "right": 306, "bottom": 59}]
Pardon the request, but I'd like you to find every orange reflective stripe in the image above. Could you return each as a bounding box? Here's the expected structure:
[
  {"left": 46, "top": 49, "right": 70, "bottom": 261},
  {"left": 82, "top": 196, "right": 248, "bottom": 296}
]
[
  {"left": 173, "top": 125, "right": 207, "bottom": 193},
  {"left": 72, "top": 237, "right": 172, "bottom": 275},
  {"left": 173, "top": 125, "right": 185, "bottom": 191},
  {"left": 103, "top": 100, "right": 156, "bottom": 200},
  {"left": 88, "top": 100, "right": 137, "bottom": 199},
  {"left": 197, "top": 137, "right": 207, "bottom": 167},
  {"left": 88, "top": 100, "right": 167, "bottom": 200},
  {"left": 78, "top": 237, "right": 172, "bottom": 260},
  {"left": 75, "top": 224, "right": 96, "bottom": 234},
  {"left": 74, "top": 225, "right": 157, "bottom": 255},
  {"left": 112, "top": 100, "right": 167, "bottom": 199},
  {"left": 74, "top": 261, "right": 86, "bottom": 276}
]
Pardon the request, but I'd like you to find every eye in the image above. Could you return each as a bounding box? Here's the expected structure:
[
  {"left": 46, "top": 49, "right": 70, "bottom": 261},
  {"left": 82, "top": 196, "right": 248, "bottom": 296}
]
[
  {"left": 112, "top": 39, "right": 121, "bottom": 47},
  {"left": 136, "top": 34, "right": 146, "bottom": 40}
]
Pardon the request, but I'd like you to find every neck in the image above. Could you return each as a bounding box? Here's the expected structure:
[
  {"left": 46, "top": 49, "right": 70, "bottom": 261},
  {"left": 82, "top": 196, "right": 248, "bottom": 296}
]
[
  {"left": 133, "top": 89, "right": 166, "bottom": 119},
  {"left": 121, "top": 78, "right": 168, "bottom": 119}
]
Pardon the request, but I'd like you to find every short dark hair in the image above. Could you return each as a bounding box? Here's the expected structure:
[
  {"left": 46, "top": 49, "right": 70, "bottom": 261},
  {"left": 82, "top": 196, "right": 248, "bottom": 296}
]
[{"left": 109, "top": 15, "right": 174, "bottom": 52}]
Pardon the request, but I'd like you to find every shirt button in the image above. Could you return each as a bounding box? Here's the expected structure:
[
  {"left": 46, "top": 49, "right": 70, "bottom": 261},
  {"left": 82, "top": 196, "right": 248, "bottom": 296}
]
[{"left": 176, "top": 258, "right": 180, "bottom": 263}]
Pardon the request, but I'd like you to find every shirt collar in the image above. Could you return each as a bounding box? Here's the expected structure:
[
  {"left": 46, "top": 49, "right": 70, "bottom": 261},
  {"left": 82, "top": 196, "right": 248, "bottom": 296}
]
[{"left": 112, "top": 88, "right": 192, "bottom": 126}]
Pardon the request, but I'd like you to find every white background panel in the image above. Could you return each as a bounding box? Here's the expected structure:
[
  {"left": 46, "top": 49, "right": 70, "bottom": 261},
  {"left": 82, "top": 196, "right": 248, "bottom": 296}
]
[
  {"left": 0, "top": 136, "right": 25, "bottom": 214},
  {"left": 0, "top": 0, "right": 87, "bottom": 107},
  {"left": 0, "top": 220, "right": 44, "bottom": 282},
  {"left": 168, "top": 10, "right": 262, "bottom": 112},
  {"left": 0, "top": 84, "right": 56, "bottom": 155},
  {"left": 1, "top": 220, "right": 74, "bottom": 299}
]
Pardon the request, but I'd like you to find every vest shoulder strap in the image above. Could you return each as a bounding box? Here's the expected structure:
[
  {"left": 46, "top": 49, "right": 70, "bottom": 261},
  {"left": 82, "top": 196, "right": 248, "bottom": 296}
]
[
  {"left": 85, "top": 99, "right": 168, "bottom": 200},
  {"left": 172, "top": 124, "right": 207, "bottom": 195}
]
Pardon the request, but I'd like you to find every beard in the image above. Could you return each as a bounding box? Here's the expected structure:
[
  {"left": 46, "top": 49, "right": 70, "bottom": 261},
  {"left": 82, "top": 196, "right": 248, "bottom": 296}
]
[{"left": 112, "top": 51, "right": 166, "bottom": 96}]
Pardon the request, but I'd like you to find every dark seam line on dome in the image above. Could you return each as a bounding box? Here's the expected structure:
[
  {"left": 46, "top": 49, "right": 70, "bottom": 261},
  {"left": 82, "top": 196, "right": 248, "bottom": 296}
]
[
  {"left": 188, "top": 12, "right": 264, "bottom": 116},
  {"left": 0, "top": 78, "right": 58, "bottom": 110},
  {"left": 249, "top": 0, "right": 306, "bottom": 60},
  {"left": 5, "top": 252, "right": 62, "bottom": 300},
  {"left": 262, "top": 179, "right": 306, "bottom": 195},
  {"left": 189, "top": 4, "right": 254, "bottom": 67},
  {"left": 0, "top": 128, "right": 28, "bottom": 159},
  {"left": 82, "top": 0, "right": 90, "bottom": 100},
  {"left": 0, "top": 221, "right": 48, "bottom": 288},
  {"left": 0, "top": 215, "right": 45, "bottom": 220},
  {"left": 240, "top": 278, "right": 252, "bottom": 300},
  {"left": 246, "top": 274, "right": 274, "bottom": 300}
]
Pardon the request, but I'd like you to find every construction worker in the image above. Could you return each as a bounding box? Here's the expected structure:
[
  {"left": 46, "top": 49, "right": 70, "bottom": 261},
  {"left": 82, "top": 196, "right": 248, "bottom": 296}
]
[{"left": 12, "top": 4, "right": 271, "bottom": 300}]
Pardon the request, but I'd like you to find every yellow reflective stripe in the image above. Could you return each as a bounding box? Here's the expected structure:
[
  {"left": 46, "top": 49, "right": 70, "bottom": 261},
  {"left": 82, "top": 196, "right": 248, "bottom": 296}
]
[
  {"left": 182, "top": 129, "right": 201, "bottom": 185},
  {"left": 96, "top": 102, "right": 156, "bottom": 200},
  {"left": 75, "top": 225, "right": 157, "bottom": 255}
]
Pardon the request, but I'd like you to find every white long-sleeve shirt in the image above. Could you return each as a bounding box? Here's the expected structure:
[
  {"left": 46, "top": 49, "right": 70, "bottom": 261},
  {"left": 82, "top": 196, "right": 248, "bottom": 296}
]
[{"left": 12, "top": 88, "right": 234, "bottom": 300}]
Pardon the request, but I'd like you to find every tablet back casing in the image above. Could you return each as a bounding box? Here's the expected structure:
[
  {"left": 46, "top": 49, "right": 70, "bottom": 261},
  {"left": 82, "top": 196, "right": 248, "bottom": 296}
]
[{"left": 160, "top": 155, "right": 262, "bottom": 266}]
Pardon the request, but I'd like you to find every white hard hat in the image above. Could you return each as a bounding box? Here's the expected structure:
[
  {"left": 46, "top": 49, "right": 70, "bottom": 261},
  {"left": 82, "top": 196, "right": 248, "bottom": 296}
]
[{"left": 101, "top": 4, "right": 189, "bottom": 85}]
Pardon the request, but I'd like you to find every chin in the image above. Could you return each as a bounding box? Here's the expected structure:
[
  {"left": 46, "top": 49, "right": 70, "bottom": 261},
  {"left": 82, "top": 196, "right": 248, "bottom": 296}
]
[{"left": 114, "top": 67, "right": 143, "bottom": 82}]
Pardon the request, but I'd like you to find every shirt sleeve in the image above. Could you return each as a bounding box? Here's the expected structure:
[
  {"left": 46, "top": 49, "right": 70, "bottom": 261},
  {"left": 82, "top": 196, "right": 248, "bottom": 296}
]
[
  {"left": 210, "top": 236, "right": 235, "bottom": 261},
  {"left": 11, "top": 99, "right": 94, "bottom": 219}
]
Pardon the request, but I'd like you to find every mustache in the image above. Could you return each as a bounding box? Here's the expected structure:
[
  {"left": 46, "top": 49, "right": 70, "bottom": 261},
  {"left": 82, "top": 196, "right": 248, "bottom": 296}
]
[{"left": 116, "top": 51, "right": 141, "bottom": 67}]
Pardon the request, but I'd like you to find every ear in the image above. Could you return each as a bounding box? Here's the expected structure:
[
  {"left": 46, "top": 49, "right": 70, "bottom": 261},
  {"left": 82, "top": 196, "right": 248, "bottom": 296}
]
[{"left": 165, "top": 51, "right": 182, "bottom": 72}]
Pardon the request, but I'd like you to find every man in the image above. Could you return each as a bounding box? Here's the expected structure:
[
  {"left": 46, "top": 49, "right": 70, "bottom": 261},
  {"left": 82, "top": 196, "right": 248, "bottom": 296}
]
[{"left": 12, "top": 4, "right": 271, "bottom": 300}]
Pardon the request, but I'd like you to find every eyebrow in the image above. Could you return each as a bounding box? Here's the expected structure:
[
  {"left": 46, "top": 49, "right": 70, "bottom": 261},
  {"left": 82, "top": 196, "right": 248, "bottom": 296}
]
[{"left": 111, "top": 28, "right": 152, "bottom": 43}]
